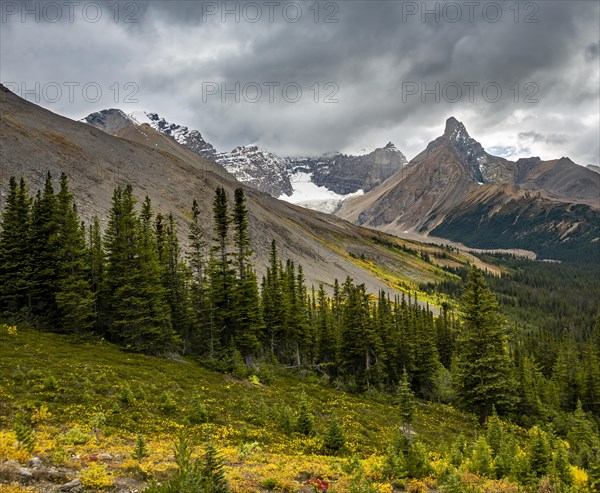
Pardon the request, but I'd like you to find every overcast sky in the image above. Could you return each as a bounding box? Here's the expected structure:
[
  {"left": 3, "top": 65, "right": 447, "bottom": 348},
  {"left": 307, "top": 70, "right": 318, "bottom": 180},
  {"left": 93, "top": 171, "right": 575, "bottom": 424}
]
[{"left": 1, "top": 0, "right": 599, "bottom": 164}]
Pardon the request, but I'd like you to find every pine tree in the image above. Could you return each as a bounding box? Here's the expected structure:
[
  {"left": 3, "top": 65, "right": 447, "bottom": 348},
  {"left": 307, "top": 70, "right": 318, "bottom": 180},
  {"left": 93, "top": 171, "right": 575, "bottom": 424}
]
[
  {"left": 87, "top": 216, "right": 106, "bottom": 333},
  {"left": 316, "top": 284, "right": 336, "bottom": 368},
  {"left": 208, "top": 187, "right": 235, "bottom": 355},
  {"left": 526, "top": 426, "right": 552, "bottom": 478},
  {"left": 162, "top": 213, "right": 193, "bottom": 343},
  {"left": 187, "top": 199, "right": 209, "bottom": 354},
  {"left": 485, "top": 407, "right": 504, "bottom": 457},
  {"left": 436, "top": 302, "right": 454, "bottom": 369},
  {"left": 397, "top": 368, "right": 416, "bottom": 434},
  {"left": 296, "top": 391, "right": 314, "bottom": 435},
  {"left": 14, "top": 414, "right": 35, "bottom": 454},
  {"left": 470, "top": 436, "right": 493, "bottom": 477},
  {"left": 551, "top": 439, "right": 573, "bottom": 487},
  {"left": 202, "top": 444, "right": 230, "bottom": 493},
  {"left": 412, "top": 304, "right": 440, "bottom": 398},
  {"left": 261, "top": 240, "right": 284, "bottom": 357},
  {"left": 133, "top": 432, "right": 149, "bottom": 461},
  {"left": 53, "top": 174, "right": 95, "bottom": 334},
  {"left": 0, "top": 177, "right": 31, "bottom": 316},
  {"left": 29, "top": 172, "right": 59, "bottom": 324},
  {"left": 230, "top": 188, "right": 260, "bottom": 361},
  {"left": 232, "top": 188, "right": 251, "bottom": 280},
  {"left": 104, "top": 187, "right": 176, "bottom": 353},
  {"left": 454, "top": 267, "right": 515, "bottom": 424},
  {"left": 323, "top": 416, "right": 345, "bottom": 453}
]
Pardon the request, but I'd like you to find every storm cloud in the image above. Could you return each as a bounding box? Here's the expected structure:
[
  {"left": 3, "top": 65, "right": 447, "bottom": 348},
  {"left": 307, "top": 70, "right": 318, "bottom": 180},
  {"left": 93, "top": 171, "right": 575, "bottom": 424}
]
[{"left": 1, "top": 0, "right": 598, "bottom": 165}]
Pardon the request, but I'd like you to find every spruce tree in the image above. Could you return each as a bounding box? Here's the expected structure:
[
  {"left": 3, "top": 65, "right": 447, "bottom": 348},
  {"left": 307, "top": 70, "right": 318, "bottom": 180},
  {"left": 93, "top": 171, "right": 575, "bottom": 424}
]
[
  {"left": 29, "top": 172, "right": 59, "bottom": 325},
  {"left": 323, "top": 416, "right": 345, "bottom": 453},
  {"left": 208, "top": 187, "right": 235, "bottom": 354},
  {"left": 296, "top": 391, "right": 314, "bottom": 435},
  {"left": 230, "top": 188, "right": 260, "bottom": 361},
  {"left": 104, "top": 187, "right": 176, "bottom": 353},
  {"left": 53, "top": 174, "right": 95, "bottom": 334},
  {"left": 316, "top": 284, "right": 336, "bottom": 368},
  {"left": 397, "top": 368, "right": 416, "bottom": 434},
  {"left": 87, "top": 216, "right": 106, "bottom": 332},
  {"left": 187, "top": 199, "right": 209, "bottom": 354},
  {"left": 162, "top": 213, "right": 193, "bottom": 342},
  {"left": 453, "top": 267, "right": 515, "bottom": 424},
  {"left": 0, "top": 177, "right": 31, "bottom": 316},
  {"left": 261, "top": 240, "right": 284, "bottom": 357}
]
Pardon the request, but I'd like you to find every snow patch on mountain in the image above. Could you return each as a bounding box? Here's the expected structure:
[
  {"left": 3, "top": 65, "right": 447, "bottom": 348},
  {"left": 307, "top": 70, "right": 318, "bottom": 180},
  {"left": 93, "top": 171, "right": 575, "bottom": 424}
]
[{"left": 280, "top": 171, "right": 364, "bottom": 214}]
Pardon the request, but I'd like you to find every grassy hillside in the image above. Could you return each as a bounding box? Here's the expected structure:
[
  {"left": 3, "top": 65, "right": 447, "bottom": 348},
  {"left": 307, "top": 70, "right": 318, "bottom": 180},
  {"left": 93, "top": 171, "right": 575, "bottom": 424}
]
[{"left": 0, "top": 326, "right": 479, "bottom": 493}]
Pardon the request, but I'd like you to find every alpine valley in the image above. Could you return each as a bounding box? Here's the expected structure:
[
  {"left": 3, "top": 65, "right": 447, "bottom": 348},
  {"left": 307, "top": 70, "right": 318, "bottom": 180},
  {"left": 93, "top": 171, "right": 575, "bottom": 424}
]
[
  {"left": 1, "top": 82, "right": 600, "bottom": 493},
  {"left": 81, "top": 108, "right": 600, "bottom": 264}
]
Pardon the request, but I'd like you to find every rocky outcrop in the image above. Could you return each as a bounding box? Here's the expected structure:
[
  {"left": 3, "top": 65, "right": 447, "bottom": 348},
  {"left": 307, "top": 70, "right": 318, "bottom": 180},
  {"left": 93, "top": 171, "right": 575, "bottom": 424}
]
[{"left": 294, "top": 142, "right": 407, "bottom": 195}]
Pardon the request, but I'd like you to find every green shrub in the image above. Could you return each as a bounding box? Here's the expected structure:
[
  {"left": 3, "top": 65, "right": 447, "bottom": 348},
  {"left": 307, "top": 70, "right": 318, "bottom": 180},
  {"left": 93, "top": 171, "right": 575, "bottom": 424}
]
[
  {"left": 14, "top": 415, "right": 35, "bottom": 454},
  {"left": 260, "top": 478, "right": 279, "bottom": 490},
  {"left": 188, "top": 393, "right": 209, "bottom": 424},
  {"left": 143, "top": 436, "right": 230, "bottom": 493},
  {"left": 119, "top": 384, "right": 134, "bottom": 405},
  {"left": 323, "top": 417, "right": 345, "bottom": 454},
  {"left": 277, "top": 405, "right": 295, "bottom": 436},
  {"left": 296, "top": 392, "right": 314, "bottom": 436},
  {"left": 62, "top": 426, "right": 90, "bottom": 445},
  {"left": 160, "top": 391, "right": 178, "bottom": 414},
  {"left": 133, "top": 433, "right": 149, "bottom": 461}
]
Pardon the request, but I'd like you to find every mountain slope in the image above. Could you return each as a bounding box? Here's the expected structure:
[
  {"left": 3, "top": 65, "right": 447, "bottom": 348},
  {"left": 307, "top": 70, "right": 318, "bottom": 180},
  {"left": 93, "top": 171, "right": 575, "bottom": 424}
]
[
  {"left": 82, "top": 109, "right": 406, "bottom": 206},
  {"left": 338, "top": 117, "right": 600, "bottom": 261},
  {"left": 1, "top": 84, "right": 486, "bottom": 299}
]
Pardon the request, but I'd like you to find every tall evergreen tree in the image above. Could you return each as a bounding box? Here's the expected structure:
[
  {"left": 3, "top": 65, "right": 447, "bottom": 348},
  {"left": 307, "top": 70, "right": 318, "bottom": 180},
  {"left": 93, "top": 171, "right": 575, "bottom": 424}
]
[
  {"left": 230, "top": 188, "right": 260, "bottom": 361},
  {"left": 0, "top": 177, "right": 31, "bottom": 316},
  {"left": 397, "top": 368, "right": 416, "bottom": 434},
  {"left": 454, "top": 267, "right": 515, "bottom": 424},
  {"left": 208, "top": 187, "right": 235, "bottom": 355},
  {"left": 104, "top": 188, "right": 177, "bottom": 353},
  {"left": 29, "top": 172, "right": 59, "bottom": 324},
  {"left": 187, "top": 199, "right": 209, "bottom": 353},
  {"left": 87, "top": 216, "right": 105, "bottom": 332},
  {"left": 261, "top": 240, "right": 284, "bottom": 357},
  {"left": 53, "top": 174, "right": 95, "bottom": 334}
]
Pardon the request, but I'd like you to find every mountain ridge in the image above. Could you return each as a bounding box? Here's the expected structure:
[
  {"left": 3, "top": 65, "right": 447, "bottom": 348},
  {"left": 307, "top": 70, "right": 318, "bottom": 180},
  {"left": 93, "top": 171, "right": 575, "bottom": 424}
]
[{"left": 337, "top": 117, "right": 600, "bottom": 261}]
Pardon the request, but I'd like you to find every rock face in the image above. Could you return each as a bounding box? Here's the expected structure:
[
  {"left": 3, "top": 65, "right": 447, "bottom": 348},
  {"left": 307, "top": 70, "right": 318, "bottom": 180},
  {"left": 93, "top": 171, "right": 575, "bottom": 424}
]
[
  {"left": 292, "top": 142, "right": 407, "bottom": 195},
  {"left": 82, "top": 109, "right": 405, "bottom": 203},
  {"left": 338, "top": 117, "right": 600, "bottom": 261},
  {"left": 59, "top": 478, "right": 83, "bottom": 492},
  {"left": 216, "top": 145, "right": 294, "bottom": 197},
  {"left": 83, "top": 109, "right": 134, "bottom": 134},
  {"left": 2, "top": 83, "right": 436, "bottom": 297},
  {"left": 136, "top": 112, "right": 218, "bottom": 160},
  {"left": 587, "top": 164, "right": 600, "bottom": 174}
]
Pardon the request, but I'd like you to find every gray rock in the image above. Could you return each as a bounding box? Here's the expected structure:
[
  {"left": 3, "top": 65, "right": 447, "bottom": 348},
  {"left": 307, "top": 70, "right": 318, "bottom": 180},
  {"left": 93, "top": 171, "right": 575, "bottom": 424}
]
[
  {"left": 26, "top": 457, "right": 42, "bottom": 468},
  {"left": 59, "top": 478, "right": 83, "bottom": 492},
  {"left": 98, "top": 453, "right": 113, "bottom": 461},
  {"left": 3, "top": 459, "right": 21, "bottom": 468},
  {"left": 17, "top": 466, "right": 32, "bottom": 478}
]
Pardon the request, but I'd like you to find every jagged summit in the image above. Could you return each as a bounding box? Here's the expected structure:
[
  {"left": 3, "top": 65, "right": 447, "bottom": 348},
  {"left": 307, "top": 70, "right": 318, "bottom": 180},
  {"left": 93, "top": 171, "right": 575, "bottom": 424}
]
[
  {"left": 129, "top": 111, "right": 217, "bottom": 160},
  {"left": 443, "top": 116, "right": 468, "bottom": 138}
]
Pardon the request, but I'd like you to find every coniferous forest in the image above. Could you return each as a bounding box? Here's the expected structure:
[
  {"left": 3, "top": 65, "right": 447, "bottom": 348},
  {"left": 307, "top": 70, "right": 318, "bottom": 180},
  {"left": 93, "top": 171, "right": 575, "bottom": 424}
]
[{"left": 1, "top": 173, "right": 599, "bottom": 492}]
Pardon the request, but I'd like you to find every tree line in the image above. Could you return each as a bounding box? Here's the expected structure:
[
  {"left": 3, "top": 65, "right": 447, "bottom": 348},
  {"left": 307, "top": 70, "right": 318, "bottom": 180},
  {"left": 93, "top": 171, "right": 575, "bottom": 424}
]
[{"left": 1, "top": 174, "right": 599, "bottom": 435}]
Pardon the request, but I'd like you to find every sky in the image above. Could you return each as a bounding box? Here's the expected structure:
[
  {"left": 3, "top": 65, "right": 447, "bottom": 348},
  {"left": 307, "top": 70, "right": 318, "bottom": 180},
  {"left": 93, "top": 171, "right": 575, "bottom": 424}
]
[{"left": 1, "top": 0, "right": 599, "bottom": 164}]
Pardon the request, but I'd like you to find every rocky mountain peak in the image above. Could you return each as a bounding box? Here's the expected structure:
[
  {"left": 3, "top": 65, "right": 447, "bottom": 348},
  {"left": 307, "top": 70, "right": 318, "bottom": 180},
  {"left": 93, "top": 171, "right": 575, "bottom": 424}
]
[
  {"left": 82, "top": 109, "right": 135, "bottom": 133},
  {"left": 443, "top": 116, "right": 468, "bottom": 138}
]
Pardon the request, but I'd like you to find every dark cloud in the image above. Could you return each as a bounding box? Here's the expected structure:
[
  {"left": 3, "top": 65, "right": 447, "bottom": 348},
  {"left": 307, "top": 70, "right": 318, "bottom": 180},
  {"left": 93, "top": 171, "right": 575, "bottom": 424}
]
[
  {"left": 519, "top": 131, "right": 568, "bottom": 145},
  {"left": 1, "top": 0, "right": 598, "bottom": 164}
]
